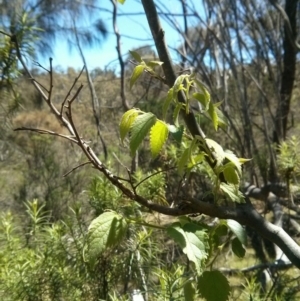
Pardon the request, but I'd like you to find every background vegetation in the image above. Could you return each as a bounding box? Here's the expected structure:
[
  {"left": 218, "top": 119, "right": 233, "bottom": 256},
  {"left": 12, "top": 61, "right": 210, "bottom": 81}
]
[{"left": 1, "top": 0, "right": 300, "bottom": 300}]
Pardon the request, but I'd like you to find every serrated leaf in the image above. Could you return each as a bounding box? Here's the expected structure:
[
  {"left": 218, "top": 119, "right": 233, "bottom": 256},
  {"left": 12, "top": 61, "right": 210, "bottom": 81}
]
[
  {"left": 119, "top": 108, "right": 140, "bottom": 142},
  {"left": 220, "top": 183, "right": 245, "bottom": 203},
  {"left": 130, "top": 65, "right": 145, "bottom": 89},
  {"left": 150, "top": 120, "right": 169, "bottom": 158},
  {"left": 163, "top": 88, "right": 174, "bottom": 120},
  {"left": 168, "top": 124, "right": 184, "bottom": 144},
  {"left": 231, "top": 237, "right": 246, "bottom": 258},
  {"left": 223, "top": 164, "right": 240, "bottom": 185},
  {"left": 227, "top": 219, "right": 247, "bottom": 245},
  {"left": 198, "top": 271, "right": 230, "bottom": 301},
  {"left": 193, "top": 92, "right": 210, "bottom": 110},
  {"left": 130, "top": 112, "right": 156, "bottom": 155},
  {"left": 87, "top": 211, "right": 128, "bottom": 263},
  {"left": 129, "top": 50, "right": 142, "bottom": 63},
  {"left": 208, "top": 102, "right": 218, "bottom": 130},
  {"left": 205, "top": 138, "right": 225, "bottom": 166},
  {"left": 224, "top": 151, "right": 242, "bottom": 175},
  {"left": 167, "top": 222, "right": 208, "bottom": 275}
]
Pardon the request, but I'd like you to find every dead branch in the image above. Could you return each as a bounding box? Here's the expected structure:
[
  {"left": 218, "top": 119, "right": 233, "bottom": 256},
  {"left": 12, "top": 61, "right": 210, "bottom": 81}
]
[
  {"left": 13, "top": 127, "right": 78, "bottom": 144},
  {"left": 111, "top": 0, "right": 130, "bottom": 110}
]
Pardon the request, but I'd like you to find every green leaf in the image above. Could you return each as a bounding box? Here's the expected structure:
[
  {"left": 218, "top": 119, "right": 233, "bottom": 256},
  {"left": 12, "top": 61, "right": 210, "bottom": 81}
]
[
  {"left": 130, "top": 112, "right": 156, "bottom": 155},
  {"left": 231, "top": 237, "right": 246, "bottom": 258},
  {"left": 167, "top": 222, "right": 208, "bottom": 274},
  {"left": 239, "top": 157, "right": 252, "bottom": 164},
  {"left": 215, "top": 107, "right": 228, "bottom": 129},
  {"left": 147, "top": 60, "right": 164, "bottom": 68},
  {"left": 214, "top": 101, "right": 223, "bottom": 108},
  {"left": 214, "top": 224, "right": 228, "bottom": 237},
  {"left": 87, "top": 211, "right": 128, "bottom": 263},
  {"left": 227, "top": 219, "right": 247, "bottom": 245},
  {"left": 211, "top": 223, "right": 228, "bottom": 249},
  {"left": 224, "top": 151, "right": 242, "bottom": 175},
  {"left": 117, "top": 0, "right": 126, "bottom": 3},
  {"left": 129, "top": 50, "right": 142, "bottom": 63},
  {"left": 205, "top": 138, "right": 225, "bottom": 166},
  {"left": 208, "top": 103, "right": 218, "bottom": 130},
  {"left": 178, "top": 148, "right": 189, "bottom": 175},
  {"left": 189, "top": 153, "right": 205, "bottom": 168},
  {"left": 223, "top": 164, "right": 240, "bottom": 185},
  {"left": 119, "top": 108, "right": 140, "bottom": 142},
  {"left": 163, "top": 88, "right": 174, "bottom": 120},
  {"left": 220, "top": 183, "right": 245, "bottom": 203},
  {"left": 198, "top": 271, "right": 230, "bottom": 301},
  {"left": 194, "top": 80, "right": 211, "bottom": 108},
  {"left": 188, "top": 138, "right": 198, "bottom": 166},
  {"left": 130, "top": 64, "right": 145, "bottom": 89},
  {"left": 173, "top": 103, "right": 182, "bottom": 127},
  {"left": 184, "top": 280, "right": 196, "bottom": 301},
  {"left": 150, "top": 120, "right": 169, "bottom": 158},
  {"left": 194, "top": 80, "right": 210, "bottom": 99},
  {"left": 168, "top": 124, "right": 184, "bottom": 144},
  {"left": 173, "top": 74, "right": 187, "bottom": 93},
  {"left": 193, "top": 92, "right": 210, "bottom": 110}
]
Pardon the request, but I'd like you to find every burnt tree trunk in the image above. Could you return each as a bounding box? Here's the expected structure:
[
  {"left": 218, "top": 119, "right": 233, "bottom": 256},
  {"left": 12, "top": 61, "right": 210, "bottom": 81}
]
[{"left": 273, "top": 0, "right": 298, "bottom": 144}]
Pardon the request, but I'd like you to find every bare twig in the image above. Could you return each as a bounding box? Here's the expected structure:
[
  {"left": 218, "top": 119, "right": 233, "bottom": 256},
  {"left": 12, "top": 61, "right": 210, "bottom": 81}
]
[
  {"left": 134, "top": 167, "right": 176, "bottom": 190},
  {"left": 14, "top": 127, "right": 78, "bottom": 143},
  {"left": 61, "top": 66, "right": 85, "bottom": 116},
  {"left": 111, "top": 0, "right": 130, "bottom": 110},
  {"left": 33, "top": 60, "right": 50, "bottom": 73},
  {"left": 73, "top": 19, "right": 108, "bottom": 159},
  {"left": 63, "top": 161, "right": 92, "bottom": 177},
  {"left": 220, "top": 261, "right": 293, "bottom": 274}
]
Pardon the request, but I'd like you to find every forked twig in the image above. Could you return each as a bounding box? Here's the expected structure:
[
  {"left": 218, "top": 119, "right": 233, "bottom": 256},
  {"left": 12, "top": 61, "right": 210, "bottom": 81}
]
[
  {"left": 68, "top": 84, "right": 84, "bottom": 104},
  {"left": 61, "top": 66, "right": 85, "bottom": 116},
  {"left": 111, "top": 0, "right": 130, "bottom": 110},
  {"left": 33, "top": 60, "right": 50, "bottom": 73}
]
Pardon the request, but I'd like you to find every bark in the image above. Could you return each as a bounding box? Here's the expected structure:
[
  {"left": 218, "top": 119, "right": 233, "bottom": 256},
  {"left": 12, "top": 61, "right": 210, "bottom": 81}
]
[{"left": 272, "top": 0, "right": 298, "bottom": 145}]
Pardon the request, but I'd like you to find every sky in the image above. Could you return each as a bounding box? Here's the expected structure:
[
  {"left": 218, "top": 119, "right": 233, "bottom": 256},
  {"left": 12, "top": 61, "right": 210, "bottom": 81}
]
[{"left": 40, "top": 0, "right": 201, "bottom": 72}]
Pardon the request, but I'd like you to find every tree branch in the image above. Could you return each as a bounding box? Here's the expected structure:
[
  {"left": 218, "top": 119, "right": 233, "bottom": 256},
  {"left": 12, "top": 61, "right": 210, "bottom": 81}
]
[{"left": 140, "top": 0, "right": 300, "bottom": 268}]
